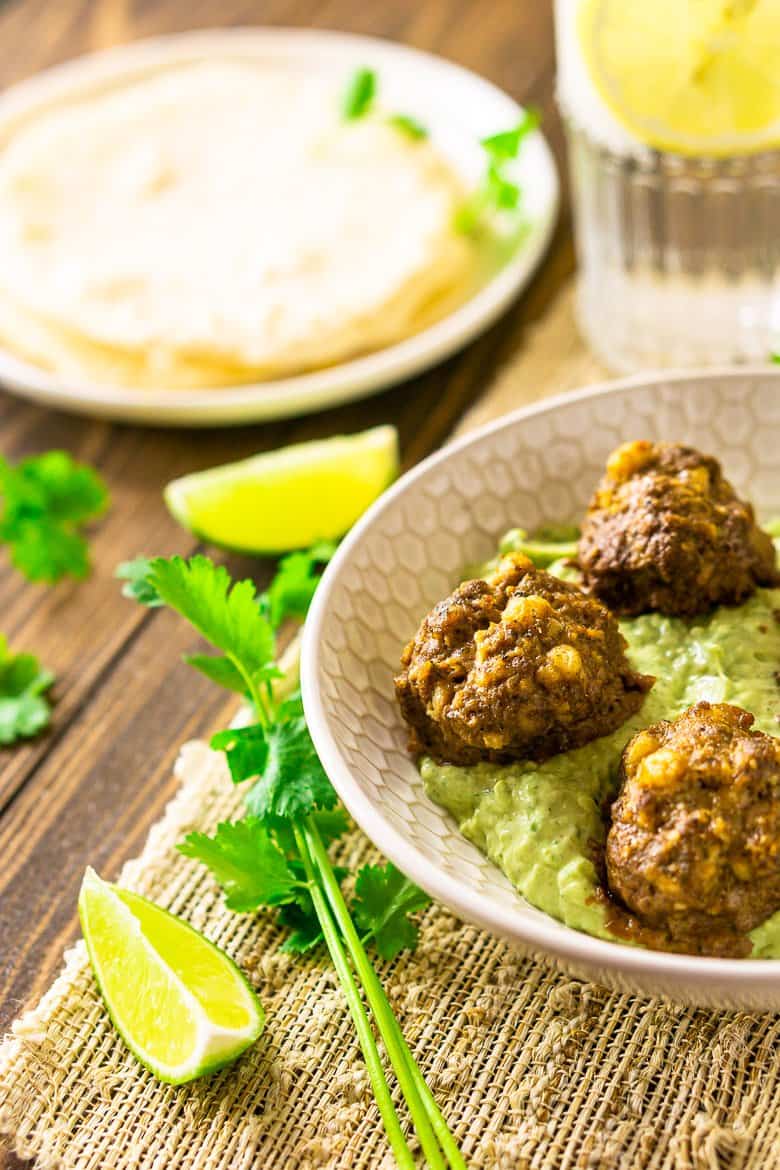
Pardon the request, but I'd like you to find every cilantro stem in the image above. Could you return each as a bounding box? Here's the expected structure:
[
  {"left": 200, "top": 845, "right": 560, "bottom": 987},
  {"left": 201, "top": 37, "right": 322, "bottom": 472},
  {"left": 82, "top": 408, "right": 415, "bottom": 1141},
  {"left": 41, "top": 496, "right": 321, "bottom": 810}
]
[
  {"left": 305, "top": 819, "right": 465, "bottom": 1170},
  {"left": 229, "top": 653, "right": 271, "bottom": 729},
  {"left": 292, "top": 824, "right": 416, "bottom": 1170},
  {"left": 272, "top": 629, "right": 302, "bottom": 702},
  {"left": 372, "top": 981, "right": 468, "bottom": 1170}
]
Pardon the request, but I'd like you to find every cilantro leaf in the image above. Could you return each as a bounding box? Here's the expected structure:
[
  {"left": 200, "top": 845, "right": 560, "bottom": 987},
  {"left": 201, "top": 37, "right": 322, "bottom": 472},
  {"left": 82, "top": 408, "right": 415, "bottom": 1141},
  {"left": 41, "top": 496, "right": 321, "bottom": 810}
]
[
  {"left": 211, "top": 723, "right": 269, "bottom": 783},
  {"left": 118, "top": 554, "right": 284, "bottom": 696},
  {"left": 481, "top": 108, "right": 539, "bottom": 161},
  {"left": 126, "top": 542, "right": 334, "bottom": 631},
  {"left": 388, "top": 113, "right": 428, "bottom": 141},
  {"left": 178, "top": 818, "right": 300, "bottom": 912},
  {"left": 305, "top": 807, "right": 350, "bottom": 846},
  {"left": 8, "top": 521, "right": 91, "bottom": 583},
  {"left": 1, "top": 450, "right": 106, "bottom": 522},
  {"left": 342, "top": 68, "right": 377, "bottom": 120},
  {"left": 212, "top": 704, "right": 337, "bottom": 821},
  {"left": 147, "top": 556, "right": 275, "bottom": 696},
  {"left": 276, "top": 689, "right": 304, "bottom": 721},
  {"left": 352, "top": 863, "right": 430, "bottom": 959},
  {"left": 277, "top": 899, "right": 325, "bottom": 953},
  {"left": 485, "top": 162, "right": 520, "bottom": 210},
  {"left": 0, "top": 635, "right": 54, "bottom": 745},
  {"left": 277, "top": 860, "right": 350, "bottom": 953},
  {"left": 184, "top": 654, "right": 249, "bottom": 694},
  {"left": 0, "top": 451, "right": 108, "bottom": 583},
  {"left": 116, "top": 557, "right": 163, "bottom": 607},
  {"left": 262, "top": 542, "right": 337, "bottom": 629},
  {"left": 455, "top": 109, "right": 539, "bottom": 236},
  {"left": 245, "top": 715, "right": 337, "bottom": 821},
  {"left": 453, "top": 192, "right": 487, "bottom": 236}
]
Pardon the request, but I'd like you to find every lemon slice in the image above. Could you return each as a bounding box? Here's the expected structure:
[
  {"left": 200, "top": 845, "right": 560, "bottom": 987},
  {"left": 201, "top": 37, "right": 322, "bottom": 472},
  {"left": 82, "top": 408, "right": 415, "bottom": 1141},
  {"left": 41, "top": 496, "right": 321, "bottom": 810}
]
[
  {"left": 164, "top": 425, "right": 399, "bottom": 553},
  {"left": 78, "top": 868, "right": 264, "bottom": 1084},
  {"left": 578, "top": 0, "right": 780, "bottom": 155}
]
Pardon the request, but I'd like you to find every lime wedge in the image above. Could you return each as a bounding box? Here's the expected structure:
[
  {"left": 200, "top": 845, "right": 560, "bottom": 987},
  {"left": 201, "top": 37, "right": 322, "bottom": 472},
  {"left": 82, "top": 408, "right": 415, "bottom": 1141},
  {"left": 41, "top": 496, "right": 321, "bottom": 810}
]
[
  {"left": 164, "top": 425, "right": 399, "bottom": 553},
  {"left": 78, "top": 868, "right": 263, "bottom": 1084},
  {"left": 578, "top": 0, "right": 780, "bottom": 155}
]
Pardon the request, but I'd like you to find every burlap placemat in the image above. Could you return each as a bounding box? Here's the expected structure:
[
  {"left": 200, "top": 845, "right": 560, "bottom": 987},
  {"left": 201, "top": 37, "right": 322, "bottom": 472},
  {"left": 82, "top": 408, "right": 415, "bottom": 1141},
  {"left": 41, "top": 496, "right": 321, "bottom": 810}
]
[{"left": 4, "top": 286, "right": 780, "bottom": 1170}]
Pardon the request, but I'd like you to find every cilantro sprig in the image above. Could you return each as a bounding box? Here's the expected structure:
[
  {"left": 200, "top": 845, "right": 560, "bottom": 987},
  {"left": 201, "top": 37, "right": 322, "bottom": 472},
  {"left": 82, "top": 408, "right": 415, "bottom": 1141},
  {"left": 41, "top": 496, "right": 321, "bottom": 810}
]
[
  {"left": 118, "top": 542, "right": 336, "bottom": 629},
  {"left": 179, "top": 818, "right": 299, "bottom": 913},
  {"left": 353, "top": 863, "right": 431, "bottom": 959},
  {"left": 0, "top": 635, "right": 54, "bottom": 744},
  {"left": 146, "top": 556, "right": 278, "bottom": 712},
  {"left": 455, "top": 107, "right": 540, "bottom": 235},
  {"left": 0, "top": 451, "right": 109, "bottom": 584},
  {"left": 260, "top": 540, "right": 336, "bottom": 627},
  {"left": 341, "top": 67, "right": 429, "bottom": 142},
  {"left": 340, "top": 70, "right": 539, "bottom": 237},
  {"left": 121, "top": 550, "right": 464, "bottom": 1169}
]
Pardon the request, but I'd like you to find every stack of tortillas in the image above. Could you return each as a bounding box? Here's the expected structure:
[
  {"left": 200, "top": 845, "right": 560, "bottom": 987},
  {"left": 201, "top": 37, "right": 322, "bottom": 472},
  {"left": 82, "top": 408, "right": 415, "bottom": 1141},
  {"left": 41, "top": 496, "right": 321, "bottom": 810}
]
[{"left": 0, "top": 62, "right": 474, "bottom": 389}]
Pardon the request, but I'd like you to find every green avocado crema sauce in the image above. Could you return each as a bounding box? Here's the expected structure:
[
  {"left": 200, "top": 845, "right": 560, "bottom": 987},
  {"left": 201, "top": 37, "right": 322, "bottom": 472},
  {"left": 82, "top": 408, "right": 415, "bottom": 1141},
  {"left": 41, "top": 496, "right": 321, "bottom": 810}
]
[{"left": 420, "top": 537, "right": 780, "bottom": 956}]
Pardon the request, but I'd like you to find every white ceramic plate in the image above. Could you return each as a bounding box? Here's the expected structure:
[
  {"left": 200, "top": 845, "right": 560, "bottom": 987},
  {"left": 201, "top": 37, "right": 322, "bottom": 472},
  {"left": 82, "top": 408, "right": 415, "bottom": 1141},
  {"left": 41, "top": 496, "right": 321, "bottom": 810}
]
[
  {"left": 0, "top": 28, "right": 558, "bottom": 426},
  {"left": 303, "top": 368, "right": 780, "bottom": 1010}
]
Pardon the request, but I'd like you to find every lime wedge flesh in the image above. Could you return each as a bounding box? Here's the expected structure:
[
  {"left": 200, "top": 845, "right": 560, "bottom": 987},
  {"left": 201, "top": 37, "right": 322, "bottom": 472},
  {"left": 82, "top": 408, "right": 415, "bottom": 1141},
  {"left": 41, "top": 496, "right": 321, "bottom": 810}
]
[
  {"left": 579, "top": 0, "right": 780, "bottom": 155},
  {"left": 78, "top": 868, "right": 264, "bottom": 1084},
  {"left": 164, "top": 424, "right": 399, "bottom": 553}
]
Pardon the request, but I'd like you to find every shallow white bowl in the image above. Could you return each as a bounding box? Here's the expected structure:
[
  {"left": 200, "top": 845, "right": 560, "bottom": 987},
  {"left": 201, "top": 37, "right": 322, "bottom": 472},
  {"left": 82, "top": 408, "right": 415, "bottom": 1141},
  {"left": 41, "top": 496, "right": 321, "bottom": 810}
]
[
  {"left": 303, "top": 369, "right": 780, "bottom": 1010},
  {"left": 0, "top": 28, "right": 557, "bottom": 426}
]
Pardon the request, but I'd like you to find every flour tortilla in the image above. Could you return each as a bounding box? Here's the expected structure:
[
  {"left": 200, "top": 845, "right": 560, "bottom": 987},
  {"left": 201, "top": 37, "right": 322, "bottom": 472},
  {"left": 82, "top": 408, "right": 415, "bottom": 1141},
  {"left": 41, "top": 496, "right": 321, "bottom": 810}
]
[{"left": 0, "top": 62, "right": 474, "bottom": 388}]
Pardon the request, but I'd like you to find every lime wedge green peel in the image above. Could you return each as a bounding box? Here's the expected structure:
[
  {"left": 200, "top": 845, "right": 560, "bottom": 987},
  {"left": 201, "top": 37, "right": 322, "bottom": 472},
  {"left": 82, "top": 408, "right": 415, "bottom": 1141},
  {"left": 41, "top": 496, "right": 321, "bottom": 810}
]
[
  {"left": 164, "top": 425, "right": 399, "bottom": 554},
  {"left": 78, "top": 868, "right": 264, "bottom": 1084}
]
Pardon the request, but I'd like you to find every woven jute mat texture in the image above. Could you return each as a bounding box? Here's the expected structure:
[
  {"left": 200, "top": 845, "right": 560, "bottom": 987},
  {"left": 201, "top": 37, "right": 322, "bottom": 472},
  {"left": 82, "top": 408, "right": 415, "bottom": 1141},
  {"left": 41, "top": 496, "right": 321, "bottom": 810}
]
[{"left": 3, "top": 286, "right": 780, "bottom": 1170}]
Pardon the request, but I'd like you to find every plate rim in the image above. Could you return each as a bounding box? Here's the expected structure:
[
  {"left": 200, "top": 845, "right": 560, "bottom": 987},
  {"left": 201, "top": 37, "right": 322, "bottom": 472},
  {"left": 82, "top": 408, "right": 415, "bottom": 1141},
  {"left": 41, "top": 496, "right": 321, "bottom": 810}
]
[
  {"left": 303, "top": 365, "right": 780, "bottom": 988},
  {"left": 0, "top": 26, "right": 559, "bottom": 426}
]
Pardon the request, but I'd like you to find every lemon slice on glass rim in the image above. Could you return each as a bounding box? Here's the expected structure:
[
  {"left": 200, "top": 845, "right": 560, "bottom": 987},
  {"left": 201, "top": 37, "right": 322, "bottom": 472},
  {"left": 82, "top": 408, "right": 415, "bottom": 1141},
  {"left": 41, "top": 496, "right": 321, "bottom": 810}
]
[{"left": 577, "top": 0, "right": 780, "bottom": 156}]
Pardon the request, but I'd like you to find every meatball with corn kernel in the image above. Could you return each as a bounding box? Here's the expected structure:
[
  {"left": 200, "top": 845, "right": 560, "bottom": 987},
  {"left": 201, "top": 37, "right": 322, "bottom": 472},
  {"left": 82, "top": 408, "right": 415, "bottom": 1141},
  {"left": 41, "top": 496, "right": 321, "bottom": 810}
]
[
  {"left": 395, "top": 552, "right": 653, "bottom": 766},
  {"left": 606, "top": 702, "right": 780, "bottom": 955},
  {"left": 578, "top": 440, "right": 778, "bottom": 617}
]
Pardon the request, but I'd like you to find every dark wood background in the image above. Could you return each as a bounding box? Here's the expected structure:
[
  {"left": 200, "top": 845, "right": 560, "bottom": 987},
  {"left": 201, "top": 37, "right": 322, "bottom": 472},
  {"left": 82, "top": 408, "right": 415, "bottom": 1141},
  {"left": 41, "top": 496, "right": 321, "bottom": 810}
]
[{"left": 0, "top": 3, "right": 570, "bottom": 1165}]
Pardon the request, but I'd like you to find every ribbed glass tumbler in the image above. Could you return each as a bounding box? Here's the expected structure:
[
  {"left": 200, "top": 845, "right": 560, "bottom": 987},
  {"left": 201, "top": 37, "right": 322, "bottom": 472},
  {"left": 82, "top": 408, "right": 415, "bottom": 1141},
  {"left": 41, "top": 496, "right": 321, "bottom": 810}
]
[{"left": 565, "top": 118, "right": 780, "bottom": 372}]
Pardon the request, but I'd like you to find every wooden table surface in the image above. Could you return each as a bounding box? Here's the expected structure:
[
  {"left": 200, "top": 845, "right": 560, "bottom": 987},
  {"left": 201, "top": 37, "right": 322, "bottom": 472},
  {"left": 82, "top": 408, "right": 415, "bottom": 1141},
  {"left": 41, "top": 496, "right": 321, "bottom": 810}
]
[{"left": 0, "top": 2, "right": 571, "bottom": 1165}]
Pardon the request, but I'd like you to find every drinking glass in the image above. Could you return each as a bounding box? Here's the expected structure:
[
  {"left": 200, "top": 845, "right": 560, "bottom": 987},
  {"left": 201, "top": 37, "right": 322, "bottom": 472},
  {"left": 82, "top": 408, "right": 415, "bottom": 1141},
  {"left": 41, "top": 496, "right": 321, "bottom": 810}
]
[{"left": 556, "top": 0, "right": 780, "bottom": 372}]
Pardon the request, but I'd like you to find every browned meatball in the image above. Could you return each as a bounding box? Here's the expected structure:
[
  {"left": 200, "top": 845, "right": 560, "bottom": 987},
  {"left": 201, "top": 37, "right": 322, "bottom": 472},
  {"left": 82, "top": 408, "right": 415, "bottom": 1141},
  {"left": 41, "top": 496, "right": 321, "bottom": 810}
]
[
  {"left": 606, "top": 702, "right": 780, "bottom": 956},
  {"left": 578, "top": 440, "right": 778, "bottom": 617},
  {"left": 395, "top": 552, "right": 653, "bottom": 766}
]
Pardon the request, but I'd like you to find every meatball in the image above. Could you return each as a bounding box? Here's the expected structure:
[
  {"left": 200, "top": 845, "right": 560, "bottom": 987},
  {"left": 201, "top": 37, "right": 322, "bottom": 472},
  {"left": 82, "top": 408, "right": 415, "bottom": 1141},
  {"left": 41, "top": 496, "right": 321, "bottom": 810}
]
[
  {"left": 578, "top": 440, "right": 778, "bottom": 617},
  {"left": 606, "top": 702, "right": 780, "bottom": 955},
  {"left": 395, "top": 552, "right": 653, "bottom": 766}
]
